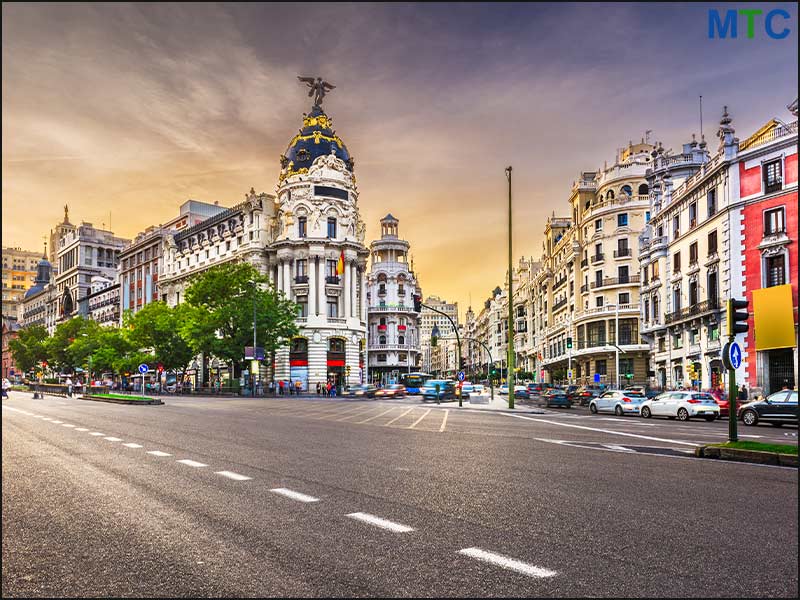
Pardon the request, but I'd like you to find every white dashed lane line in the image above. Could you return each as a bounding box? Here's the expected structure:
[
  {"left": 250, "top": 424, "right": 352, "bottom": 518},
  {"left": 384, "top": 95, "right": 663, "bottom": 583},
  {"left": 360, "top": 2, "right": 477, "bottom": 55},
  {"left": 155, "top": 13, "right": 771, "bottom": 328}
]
[
  {"left": 89, "top": 432, "right": 105, "bottom": 436},
  {"left": 103, "top": 437, "right": 123, "bottom": 442},
  {"left": 51, "top": 420, "right": 64, "bottom": 424},
  {"left": 215, "top": 471, "right": 252, "bottom": 481},
  {"left": 61, "top": 424, "right": 76, "bottom": 428},
  {"left": 75, "top": 428, "right": 89, "bottom": 432},
  {"left": 346, "top": 512, "right": 414, "bottom": 533},
  {"left": 146, "top": 451, "right": 172, "bottom": 457},
  {"left": 270, "top": 488, "right": 320, "bottom": 503},
  {"left": 122, "top": 443, "right": 143, "bottom": 448},
  {"left": 459, "top": 547, "right": 557, "bottom": 579},
  {"left": 176, "top": 459, "right": 208, "bottom": 468}
]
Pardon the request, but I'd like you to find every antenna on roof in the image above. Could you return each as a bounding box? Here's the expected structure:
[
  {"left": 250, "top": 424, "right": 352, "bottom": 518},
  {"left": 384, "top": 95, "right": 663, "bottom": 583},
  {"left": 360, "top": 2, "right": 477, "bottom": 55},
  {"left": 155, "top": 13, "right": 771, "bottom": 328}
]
[{"left": 699, "top": 95, "right": 704, "bottom": 140}]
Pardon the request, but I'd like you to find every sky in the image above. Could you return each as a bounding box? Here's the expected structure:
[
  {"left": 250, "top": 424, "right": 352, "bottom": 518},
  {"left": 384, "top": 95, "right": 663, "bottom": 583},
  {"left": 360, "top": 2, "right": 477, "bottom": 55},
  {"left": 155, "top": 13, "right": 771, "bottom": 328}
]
[{"left": 3, "top": 2, "right": 798, "bottom": 317}]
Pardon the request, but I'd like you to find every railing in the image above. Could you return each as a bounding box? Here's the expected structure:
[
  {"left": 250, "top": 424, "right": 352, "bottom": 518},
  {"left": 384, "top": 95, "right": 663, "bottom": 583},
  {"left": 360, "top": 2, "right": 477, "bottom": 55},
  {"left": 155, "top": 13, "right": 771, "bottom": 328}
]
[
  {"left": 591, "top": 253, "right": 605, "bottom": 263},
  {"left": 739, "top": 120, "right": 798, "bottom": 151},
  {"left": 368, "top": 343, "right": 414, "bottom": 351},
  {"left": 328, "top": 317, "right": 346, "bottom": 323},
  {"left": 580, "top": 258, "right": 588, "bottom": 268},
  {"left": 294, "top": 275, "right": 308, "bottom": 284},
  {"left": 552, "top": 297, "right": 568, "bottom": 311},
  {"left": 764, "top": 226, "right": 787, "bottom": 237},
  {"left": 651, "top": 236, "right": 667, "bottom": 250},
  {"left": 664, "top": 298, "right": 721, "bottom": 324},
  {"left": 575, "top": 303, "right": 637, "bottom": 318},
  {"left": 580, "top": 284, "right": 589, "bottom": 293},
  {"left": 590, "top": 275, "right": 640, "bottom": 289},
  {"left": 326, "top": 276, "right": 341, "bottom": 284},
  {"left": 553, "top": 276, "right": 567, "bottom": 290},
  {"left": 369, "top": 305, "right": 417, "bottom": 312},
  {"left": 613, "top": 248, "right": 631, "bottom": 258}
]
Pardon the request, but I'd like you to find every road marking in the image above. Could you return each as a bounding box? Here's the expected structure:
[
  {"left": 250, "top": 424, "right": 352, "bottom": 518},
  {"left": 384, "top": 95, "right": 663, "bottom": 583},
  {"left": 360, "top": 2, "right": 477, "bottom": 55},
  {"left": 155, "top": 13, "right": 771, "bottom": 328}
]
[
  {"left": 89, "top": 432, "right": 105, "bottom": 436},
  {"left": 385, "top": 407, "right": 415, "bottom": 426},
  {"left": 177, "top": 459, "right": 208, "bottom": 468},
  {"left": 104, "top": 437, "right": 123, "bottom": 442},
  {"left": 75, "top": 428, "right": 89, "bottom": 431},
  {"left": 503, "top": 413, "right": 700, "bottom": 446},
  {"left": 356, "top": 407, "right": 397, "bottom": 424},
  {"left": 440, "top": 409, "right": 449, "bottom": 432},
  {"left": 329, "top": 406, "right": 372, "bottom": 421},
  {"left": 739, "top": 435, "right": 763, "bottom": 438},
  {"left": 60, "top": 423, "right": 76, "bottom": 427},
  {"left": 346, "top": 512, "right": 414, "bottom": 533},
  {"left": 215, "top": 471, "right": 252, "bottom": 481},
  {"left": 270, "top": 488, "right": 319, "bottom": 503},
  {"left": 407, "top": 408, "right": 432, "bottom": 429},
  {"left": 602, "top": 443, "right": 635, "bottom": 452},
  {"left": 459, "top": 547, "right": 557, "bottom": 578},
  {"left": 51, "top": 420, "right": 64, "bottom": 424},
  {"left": 147, "top": 451, "right": 172, "bottom": 457},
  {"left": 122, "top": 443, "right": 143, "bottom": 448}
]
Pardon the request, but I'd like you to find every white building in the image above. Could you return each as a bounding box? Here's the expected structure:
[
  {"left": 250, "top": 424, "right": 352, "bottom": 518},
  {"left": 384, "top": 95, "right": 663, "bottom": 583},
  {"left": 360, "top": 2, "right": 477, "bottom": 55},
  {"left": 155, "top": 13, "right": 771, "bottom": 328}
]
[
  {"left": 419, "top": 295, "right": 459, "bottom": 376},
  {"left": 366, "top": 215, "right": 421, "bottom": 383}
]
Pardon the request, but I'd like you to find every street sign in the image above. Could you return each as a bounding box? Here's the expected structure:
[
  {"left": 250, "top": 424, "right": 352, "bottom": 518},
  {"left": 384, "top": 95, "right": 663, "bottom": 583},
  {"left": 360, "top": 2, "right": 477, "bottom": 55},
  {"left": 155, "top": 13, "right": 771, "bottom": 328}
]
[
  {"left": 567, "top": 369, "right": 573, "bottom": 379},
  {"left": 244, "top": 346, "right": 265, "bottom": 360},
  {"left": 138, "top": 363, "right": 149, "bottom": 374},
  {"left": 457, "top": 371, "right": 465, "bottom": 382},
  {"left": 722, "top": 342, "right": 743, "bottom": 370},
  {"left": 593, "top": 373, "right": 600, "bottom": 383}
]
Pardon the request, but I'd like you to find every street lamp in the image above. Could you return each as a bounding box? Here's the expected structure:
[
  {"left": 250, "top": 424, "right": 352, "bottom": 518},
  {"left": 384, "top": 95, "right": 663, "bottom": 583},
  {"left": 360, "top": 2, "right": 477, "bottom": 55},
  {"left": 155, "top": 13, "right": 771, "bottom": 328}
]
[{"left": 506, "top": 166, "right": 515, "bottom": 409}]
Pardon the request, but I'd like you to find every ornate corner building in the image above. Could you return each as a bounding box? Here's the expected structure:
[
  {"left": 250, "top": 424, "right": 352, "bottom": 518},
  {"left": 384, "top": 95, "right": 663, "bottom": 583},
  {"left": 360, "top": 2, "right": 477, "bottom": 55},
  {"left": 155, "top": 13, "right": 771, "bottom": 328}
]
[{"left": 366, "top": 215, "right": 422, "bottom": 383}]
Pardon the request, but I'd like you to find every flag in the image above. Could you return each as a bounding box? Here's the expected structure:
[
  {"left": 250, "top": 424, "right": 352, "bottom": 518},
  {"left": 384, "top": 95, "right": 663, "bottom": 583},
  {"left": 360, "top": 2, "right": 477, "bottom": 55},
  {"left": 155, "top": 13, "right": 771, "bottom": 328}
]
[{"left": 336, "top": 249, "right": 345, "bottom": 275}]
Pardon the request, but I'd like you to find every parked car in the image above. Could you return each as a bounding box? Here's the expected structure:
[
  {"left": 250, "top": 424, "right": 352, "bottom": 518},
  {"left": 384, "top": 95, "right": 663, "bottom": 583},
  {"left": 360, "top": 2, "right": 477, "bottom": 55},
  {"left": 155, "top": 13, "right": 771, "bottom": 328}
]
[
  {"left": 589, "top": 390, "right": 645, "bottom": 416},
  {"left": 564, "top": 385, "right": 579, "bottom": 399},
  {"left": 499, "top": 384, "right": 509, "bottom": 395},
  {"left": 344, "top": 384, "right": 378, "bottom": 398},
  {"left": 640, "top": 391, "right": 720, "bottom": 421},
  {"left": 625, "top": 385, "right": 661, "bottom": 400},
  {"left": 542, "top": 392, "right": 571, "bottom": 408},
  {"left": 375, "top": 384, "right": 406, "bottom": 398},
  {"left": 738, "top": 390, "right": 798, "bottom": 427},
  {"left": 573, "top": 386, "right": 600, "bottom": 406},
  {"left": 422, "top": 380, "right": 456, "bottom": 401}
]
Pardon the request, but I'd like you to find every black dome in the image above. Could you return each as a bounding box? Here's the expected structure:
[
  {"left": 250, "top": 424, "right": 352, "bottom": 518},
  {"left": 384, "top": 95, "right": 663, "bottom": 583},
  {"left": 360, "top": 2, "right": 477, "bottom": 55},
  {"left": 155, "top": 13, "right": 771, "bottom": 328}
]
[{"left": 280, "top": 105, "right": 353, "bottom": 180}]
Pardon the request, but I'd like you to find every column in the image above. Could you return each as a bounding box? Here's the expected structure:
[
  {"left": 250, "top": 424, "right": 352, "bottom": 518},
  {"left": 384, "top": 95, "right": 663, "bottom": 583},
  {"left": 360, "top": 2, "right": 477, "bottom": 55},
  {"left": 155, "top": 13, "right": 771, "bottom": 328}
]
[
  {"left": 309, "top": 255, "right": 317, "bottom": 316},
  {"left": 344, "top": 259, "right": 351, "bottom": 320},
  {"left": 318, "top": 256, "right": 326, "bottom": 318},
  {"left": 361, "top": 269, "right": 367, "bottom": 322},
  {"left": 351, "top": 263, "right": 357, "bottom": 318},
  {"left": 283, "top": 261, "right": 291, "bottom": 299}
]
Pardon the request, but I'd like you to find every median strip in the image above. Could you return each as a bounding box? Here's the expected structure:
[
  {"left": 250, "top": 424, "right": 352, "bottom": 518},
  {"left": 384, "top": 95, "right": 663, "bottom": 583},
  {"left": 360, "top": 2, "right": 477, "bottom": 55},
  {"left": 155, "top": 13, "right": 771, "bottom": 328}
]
[
  {"left": 459, "top": 547, "right": 557, "bottom": 578},
  {"left": 346, "top": 512, "right": 414, "bottom": 533},
  {"left": 270, "top": 488, "right": 319, "bottom": 503}
]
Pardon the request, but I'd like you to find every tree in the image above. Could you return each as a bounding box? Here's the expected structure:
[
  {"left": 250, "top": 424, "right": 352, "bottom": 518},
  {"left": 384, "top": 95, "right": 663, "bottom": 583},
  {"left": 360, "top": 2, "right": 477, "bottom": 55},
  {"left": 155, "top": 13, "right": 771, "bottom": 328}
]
[
  {"left": 126, "top": 301, "right": 196, "bottom": 382},
  {"left": 8, "top": 325, "right": 49, "bottom": 375},
  {"left": 182, "top": 262, "right": 298, "bottom": 376},
  {"left": 90, "top": 328, "right": 135, "bottom": 377},
  {"left": 45, "top": 317, "right": 94, "bottom": 373}
]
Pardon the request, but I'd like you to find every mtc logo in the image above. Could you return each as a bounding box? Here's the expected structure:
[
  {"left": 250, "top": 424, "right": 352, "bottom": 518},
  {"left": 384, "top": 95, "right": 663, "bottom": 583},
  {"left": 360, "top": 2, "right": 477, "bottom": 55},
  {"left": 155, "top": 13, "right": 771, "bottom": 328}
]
[{"left": 708, "top": 9, "right": 791, "bottom": 39}]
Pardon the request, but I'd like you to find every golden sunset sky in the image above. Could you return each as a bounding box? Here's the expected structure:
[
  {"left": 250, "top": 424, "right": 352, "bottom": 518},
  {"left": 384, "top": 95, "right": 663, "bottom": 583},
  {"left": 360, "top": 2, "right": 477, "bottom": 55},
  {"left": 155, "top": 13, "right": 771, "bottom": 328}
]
[{"left": 3, "top": 3, "right": 797, "bottom": 315}]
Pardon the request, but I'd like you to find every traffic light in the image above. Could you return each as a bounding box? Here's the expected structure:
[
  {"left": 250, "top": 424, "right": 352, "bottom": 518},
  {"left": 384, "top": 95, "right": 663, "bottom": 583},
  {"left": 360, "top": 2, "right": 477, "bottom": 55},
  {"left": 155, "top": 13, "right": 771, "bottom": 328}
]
[
  {"left": 459, "top": 357, "right": 466, "bottom": 370},
  {"left": 566, "top": 337, "right": 573, "bottom": 349},
  {"left": 413, "top": 295, "right": 422, "bottom": 312},
  {"left": 345, "top": 365, "right": 351, "bottom": 376},
  {"left": 727, "top": 298, "right": 749, "bottom": 336}
]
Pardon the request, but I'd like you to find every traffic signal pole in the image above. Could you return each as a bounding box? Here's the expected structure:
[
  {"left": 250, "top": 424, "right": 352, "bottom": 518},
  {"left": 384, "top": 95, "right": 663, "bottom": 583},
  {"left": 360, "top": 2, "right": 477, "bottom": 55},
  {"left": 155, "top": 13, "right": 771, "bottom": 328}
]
[{"left": 419, "top": 299, "right": 462, "bottom": 407}]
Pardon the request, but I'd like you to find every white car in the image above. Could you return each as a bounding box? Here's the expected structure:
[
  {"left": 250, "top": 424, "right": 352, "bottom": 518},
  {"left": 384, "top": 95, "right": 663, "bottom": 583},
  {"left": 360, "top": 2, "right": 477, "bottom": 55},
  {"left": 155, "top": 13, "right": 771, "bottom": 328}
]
[
  {"left": 461, "top": 382, "right": 475, "bottom": 395},
  {"left": 499, "top": 384, "right": 509, "bottom": 395},
  {"left": 640, "top": 391, "right": 720, "bottom": 422},
  {"left": 589, "top": 390, "right": 646, "bottom": 416},
  {"left": 472, "top": 384, "right": 485, "bottom": 395}
]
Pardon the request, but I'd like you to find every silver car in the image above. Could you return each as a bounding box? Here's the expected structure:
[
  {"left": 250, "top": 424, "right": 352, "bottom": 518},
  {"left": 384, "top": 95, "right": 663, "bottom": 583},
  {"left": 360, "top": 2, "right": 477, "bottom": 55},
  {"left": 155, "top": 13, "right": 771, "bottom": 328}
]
[
  {"left": 640, "top": 391, "right": 720, "bottom": 422},
  {"left": 589, "top": 390, "right": 646, "bottom": 416}
]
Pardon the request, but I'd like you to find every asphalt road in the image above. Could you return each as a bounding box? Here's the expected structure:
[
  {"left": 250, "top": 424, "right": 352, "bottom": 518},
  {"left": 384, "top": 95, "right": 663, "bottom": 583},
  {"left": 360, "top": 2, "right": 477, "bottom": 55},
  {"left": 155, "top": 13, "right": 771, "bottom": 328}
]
[{"left": 2, "top": 391, "right": 797, "bottom": 598}]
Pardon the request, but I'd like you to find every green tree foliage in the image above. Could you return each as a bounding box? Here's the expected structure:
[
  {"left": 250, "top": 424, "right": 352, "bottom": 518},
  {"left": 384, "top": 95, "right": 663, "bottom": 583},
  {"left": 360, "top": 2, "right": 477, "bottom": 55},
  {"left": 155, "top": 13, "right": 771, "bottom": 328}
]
[
  {"left": 45, "top": 317, "right": 95, "bottom": 373},
  {"left": 126, "top": 301, "right": 195, "bottom": 378},
  {"left": 90, "top": 328, "right": 135, "bottom": 376},
  {"left": 183, "top": 262, "right": 298, "bottom": 373},
  {"left": 8, "top": 324, "right": 49, "bottom": 374}
]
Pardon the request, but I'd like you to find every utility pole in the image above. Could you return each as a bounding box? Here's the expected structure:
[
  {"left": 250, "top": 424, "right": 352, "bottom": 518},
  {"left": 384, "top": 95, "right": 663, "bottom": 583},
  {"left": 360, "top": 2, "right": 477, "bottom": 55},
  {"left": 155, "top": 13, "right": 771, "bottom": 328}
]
[
  {"left": 615, "top": 302, "right": 620, "bottom": 389},
  {"left": 421, "top": 300, "right": 462, "bottom": 407},
  {"left": 506, "top": 166, "right": 515, "bottom": 409}
]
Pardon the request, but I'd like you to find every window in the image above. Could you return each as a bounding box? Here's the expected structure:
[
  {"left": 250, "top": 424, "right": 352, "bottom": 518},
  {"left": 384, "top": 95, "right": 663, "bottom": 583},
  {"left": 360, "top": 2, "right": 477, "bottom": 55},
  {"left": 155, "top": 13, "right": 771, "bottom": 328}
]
[
  {"left": 595, "top": 296, "right": 604, "bottom": 308},
  {"left": 617, "top": 213, "right": 628, "bottom": 228},
  {"left": 689, "top": 280, "right": 698, "bottom": 306},
  {"left": 689, "top": 242, "right": 698, "bottom": 265},
  {"left": 398, "top": 335, "right": 405, "bottom": 345},
  {"left": 618, "top": 265, "right": 629, "bottom": 283},
  {"left": 764, "top": 207, "right": 785, "bottom": 235},
  {"left": 763, "top": 159, "right": 782, "bottom": 194},
  {"left": 651, "top": 261, "right": 659, "bottom": 279},
  {"left": 297, "top": 296, "right": 308, "bottom": 317},
  {"left": 708, "top": 230, "right": 718, "bottom": 256},
  {"left": 327, "top": 217, "right": 337, "bottom": 238},
  {"left": 594, "top": 243, "right": 602, "bottom": 259},
  {"left": 689, "top": 328, "right": 699, "bottom": 345},
  {"left": 327, "top": 296, "right": 338, "bottom": 317},
  {"left": 766, "top": 254, "right": 786, "bottom": 287},
  {"left": 673, "top": 215, "right": 680, "bottom": 238},
  {"left": 673, "top": 287, "right": 681, "bottom": 312},
  {"left": 595, "top": 270, "right": 603, "bottom": 286},
  {"left": 329, "top": 338, "right": 345, "bottom": 352},
  {"left": 379, "top": 335, "right": 386, "bottom": 344},
  {"left": 594, "top": 218, "right": 602, "bottom": 231},
  {"left": 595, "top": 359, "right": 607, "bottom": 375},
  {"left": 399, "top": 353, "right": 407, "bottom": 362},
  {"left": 645, "top": 211, "right": 651, "bottom": 223},
  {"left": 326, "top": 259, "right": 338, "bottom": 278},
  {"left": 707, "top": 189, "right": 717, "bottom": 218},
  {"left": 377, "top": 354, "right": 387, "bottom": 362},
  {"left": 673, "top": 252, "right": 681, "bottom": 272},
  {"left": 296, "top": 259, "right": 307, "bottom": 278},
  {"left": 709, "top": 324, "right": 720, "bottom": 341},
  {"left": 658, "top": 337, "right": 666, "bottom": 352},
  {"left": 226, "top": 241, "right": 231, "bottom": 251},
  {"left": 672, "top": 333, "right": 683, "bottom": 349},
  {"left": 298, "top": 216, "right": 307, "bottom": 238},
  {"left": 619, "top": 358, "right": 634, "bottom": 377},
  {"left": 617, "top": 238, "right": 629, "bottom": 256},
  {"left": 708, "top": 271, "right": 718, "bottom": 302},
  {"left": 643, "top": 298, "right": 650, "bottom": 319},
  {"left": 619, "top": 292, "right": 630, "bottom": 305}
]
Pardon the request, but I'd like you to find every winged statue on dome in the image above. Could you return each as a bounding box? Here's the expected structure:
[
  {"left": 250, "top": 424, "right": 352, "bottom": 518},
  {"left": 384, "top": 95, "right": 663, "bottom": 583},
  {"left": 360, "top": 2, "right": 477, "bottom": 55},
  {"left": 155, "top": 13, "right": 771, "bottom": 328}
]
[{"left": 298, "top": 76, "right": 336, "bottom": 107}]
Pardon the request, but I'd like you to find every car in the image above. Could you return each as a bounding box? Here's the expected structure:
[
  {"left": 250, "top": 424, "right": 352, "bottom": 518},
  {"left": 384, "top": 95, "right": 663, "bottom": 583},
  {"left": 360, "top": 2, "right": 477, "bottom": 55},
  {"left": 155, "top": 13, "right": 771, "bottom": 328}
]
[
  {"left": 526, "top": 383, "right": 543, "bottom": 396},
  {"left": 514, "top": 387, "right": 530, "bottom": 399},
  {"left": 542, "top": 392, "right": 571, "bottom": 408},
  {"left": 422, "top": 380, "right": 456, "bottom": 402},
  {"left": 461, "top": 382, "right": 475, "bottom": 395},
  {"left": 625, "top": 385, "right": 662, "bottom": 400},
  {"left": 498, "top": 384, "right": 509, "bottom": 395},
  {"left": 472, "top": 384, "right": 485, "bottom": 396},
  {"left": 344, "top": 384, "right": 377, "bottom": 398},
  {"left": 589, "top": 390, "right": 645, "bottom": 416},
  {"left": 563, "top": 385, "right": 579, "bottom": 398},
  {"left": 738, "top": 390, "right": 798, "bottom": 427},
  {"left": 573, "top": 386, "right": 600, "bottom": 406},
  {"left": 640, "top": 391, "right": 720, "bottom": 421},
  {"left": 375, "top": 384, "right": 406, "bottom": 398}
]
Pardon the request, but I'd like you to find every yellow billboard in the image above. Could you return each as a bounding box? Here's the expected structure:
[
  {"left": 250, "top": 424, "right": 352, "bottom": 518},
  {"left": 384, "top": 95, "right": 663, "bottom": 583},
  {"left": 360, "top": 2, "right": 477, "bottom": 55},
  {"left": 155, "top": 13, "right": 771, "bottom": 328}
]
[{"left": 753, "top": 284, "right": 796, "bottom": 351}]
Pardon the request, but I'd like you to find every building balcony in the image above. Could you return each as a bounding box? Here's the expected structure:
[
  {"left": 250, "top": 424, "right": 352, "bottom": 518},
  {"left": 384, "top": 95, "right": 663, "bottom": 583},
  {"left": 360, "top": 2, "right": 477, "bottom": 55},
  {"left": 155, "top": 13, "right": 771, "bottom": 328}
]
[
  {"left": 294, "top": 275, "right": 309, "bottom": 284},
  {"left": 664, "top": 298, "right": 721, "bottom": 325},
  {"left": 553, "top": 276, "right": 567, "bottom": 290},
  {"left": 651, "top": 236, "right": 668, "bottom": 252},
  {"left": 688, "top": 343, "right": 702, "bottom": 356},
  {"left": 590, "top": 275, "right": 640, "bottom": 289},
  {"left": 705, "top": 252, "right": 720, "bottom": 267},
  {"left": 368, "top": 343, "right": 416, "bottom": 351},
  {"left": 326, "top": 276, "right": 341, "bottom": 285},
  {"left": 613, "top": 248, "right": 632, "bottom": 258},
  {"left": 591, "top": 253, "right": 605, "bottom": 264},
  {"left": 580, "top": 258, "right": 588, "bottom": 268},
  {"left": 580, "top": 284, "right": 589, "bottom": 294},
  {"left": 369, "top": 305, "right": 417, "bottom": 313},
  {"left": 552, "top": 297, "right": 568, "bottom": 311}
]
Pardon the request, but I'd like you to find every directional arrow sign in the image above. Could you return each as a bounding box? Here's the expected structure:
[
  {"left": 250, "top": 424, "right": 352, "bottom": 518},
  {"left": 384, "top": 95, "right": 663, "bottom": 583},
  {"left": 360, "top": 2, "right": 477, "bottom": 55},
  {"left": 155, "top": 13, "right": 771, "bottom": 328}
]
[{"left": 722, "top": 342, "right": 743, "bottom": 370}]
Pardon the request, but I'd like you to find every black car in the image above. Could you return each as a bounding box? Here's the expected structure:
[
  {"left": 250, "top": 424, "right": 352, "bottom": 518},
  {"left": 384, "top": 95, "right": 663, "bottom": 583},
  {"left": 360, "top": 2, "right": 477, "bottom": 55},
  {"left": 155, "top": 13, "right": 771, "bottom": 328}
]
[
  {"left": 573, "top": 386, "right": 600, "bottom": 406},
  {"left": 738, "top": 390, "right": 798, "bottom": 426},
  {"left": 514, "top": 388, "right": 530, "bottom": 399},
  {"left": 343, "top": 384, "right": 378, "bottom": 398}
]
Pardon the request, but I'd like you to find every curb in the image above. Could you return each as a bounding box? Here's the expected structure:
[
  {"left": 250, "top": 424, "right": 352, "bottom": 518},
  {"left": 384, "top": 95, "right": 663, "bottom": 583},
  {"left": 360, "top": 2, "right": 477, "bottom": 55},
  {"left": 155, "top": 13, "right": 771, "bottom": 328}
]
[
  {"left": 696, "top": 445, "right": 798, "bottom": 467},
  {"left": 79, "top": 395, "right": 164, "bottom": 406}
]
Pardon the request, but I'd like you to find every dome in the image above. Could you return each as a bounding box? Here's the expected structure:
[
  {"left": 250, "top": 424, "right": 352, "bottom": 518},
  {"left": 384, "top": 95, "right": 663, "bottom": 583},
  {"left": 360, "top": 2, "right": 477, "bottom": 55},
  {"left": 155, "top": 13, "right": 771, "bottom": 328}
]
[
  {"left": 24, "top": 256, "right": 52, "bottom": 298},
  {"left": 23, "top": 283, "right": 45, "bottom": 299},
  {"left": 280, "top": 105, "right": 354, "bottom": 181}
]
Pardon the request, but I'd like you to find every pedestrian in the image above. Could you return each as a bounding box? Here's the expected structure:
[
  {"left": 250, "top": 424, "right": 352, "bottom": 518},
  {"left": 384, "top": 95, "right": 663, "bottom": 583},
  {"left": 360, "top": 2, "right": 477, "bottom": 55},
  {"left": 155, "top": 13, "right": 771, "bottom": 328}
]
[
  {"left": 326, "top": 381, "right": 332, "bottom": 397},
  {"left": 738, "top": 384, "right": 748, "bottom": 403},
  {"left": 1, "top": 377, "right": 11, "bottom": 399},
  {"left": 316, "top": 382, "right": 321, "bottom": 395},
  {"left": 268, "top": 380, "right": 275, "bottom": 396},
  {"left": 782, "top": 380, "right": 790, "bottom": 390},
  {"left": 295, "top": 380, "right": 302, "bottom": 395},
  {"left": 65, "top": 376, "right": 73, "bottom": 398},
  {"left": 279, "top": 380, "right": 284, "bottom": 396}
]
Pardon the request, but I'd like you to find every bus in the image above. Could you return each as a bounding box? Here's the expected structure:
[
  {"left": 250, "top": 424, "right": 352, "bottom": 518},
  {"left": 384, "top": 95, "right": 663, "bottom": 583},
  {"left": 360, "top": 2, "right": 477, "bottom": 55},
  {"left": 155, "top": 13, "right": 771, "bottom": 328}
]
[{"left": 400, "top": 372, "right": 433, "bottom": 394}]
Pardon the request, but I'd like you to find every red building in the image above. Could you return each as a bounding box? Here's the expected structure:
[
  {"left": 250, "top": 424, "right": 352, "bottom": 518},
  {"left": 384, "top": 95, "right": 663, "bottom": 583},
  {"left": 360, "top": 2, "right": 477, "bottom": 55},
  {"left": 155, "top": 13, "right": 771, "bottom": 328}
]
[
  {"left": 737, "top": 103, "right": 798, "bottom": 394},
  {"left": 2, "top": 316, "right": 21, "bottom": 381}
]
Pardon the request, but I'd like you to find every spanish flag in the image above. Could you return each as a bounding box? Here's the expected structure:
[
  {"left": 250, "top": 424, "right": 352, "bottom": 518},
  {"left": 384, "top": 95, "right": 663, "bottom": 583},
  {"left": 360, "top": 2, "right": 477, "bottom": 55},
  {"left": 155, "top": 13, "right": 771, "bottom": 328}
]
[{"left": 336, "top": 249, "right": 345, "bottom": 275}]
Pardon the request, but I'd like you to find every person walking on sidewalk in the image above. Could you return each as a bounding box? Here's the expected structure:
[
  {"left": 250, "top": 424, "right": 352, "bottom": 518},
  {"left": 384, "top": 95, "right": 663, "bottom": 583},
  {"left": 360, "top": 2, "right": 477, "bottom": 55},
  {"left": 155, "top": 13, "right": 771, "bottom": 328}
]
[
  {"left": 1, "top": 378, "right": 11, "bottom": 399},
  {"left": 65, "top": 376, "right": 73, "bottom": 397},
  {"left": 278, "top": 380, "right": 284, "bottom": 396},
  {"left": 295, "top": 380, "right": 302, "bottom": 395}
]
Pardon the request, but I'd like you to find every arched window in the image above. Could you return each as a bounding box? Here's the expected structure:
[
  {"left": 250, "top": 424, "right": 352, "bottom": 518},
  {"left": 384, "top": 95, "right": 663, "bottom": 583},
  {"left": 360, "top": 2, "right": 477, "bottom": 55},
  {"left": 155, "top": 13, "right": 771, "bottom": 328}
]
[
  {"left": 328, "top": 338, "right": 345, "bottom": 352},
  {"left": 379, "top": 335, "right": 386, "bottom": 344},
  {"left": 638, "top": 183, "right": 649, "bottom": 195},
  {"left": 290, "top": 338, "right": 308, "bottom": 353},
  {"left": 606, "top": 190, "right": 615, "bottom": 200},
  {"left": 621, "top": 185, "right": 633, "bottom": 196},
  {"left": 379, "top": 317, "right": 386, "bottom": 326},
  {"left": 398, "top": 335, "right": 405, "bottom": 345}
]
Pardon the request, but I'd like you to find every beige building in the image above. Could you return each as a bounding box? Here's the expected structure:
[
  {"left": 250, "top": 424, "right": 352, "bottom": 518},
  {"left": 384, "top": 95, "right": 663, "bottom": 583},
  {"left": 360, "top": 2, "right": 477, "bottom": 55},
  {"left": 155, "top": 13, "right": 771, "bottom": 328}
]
[{"left": 2, "top": 246, "right": 42, "bottom": 319}]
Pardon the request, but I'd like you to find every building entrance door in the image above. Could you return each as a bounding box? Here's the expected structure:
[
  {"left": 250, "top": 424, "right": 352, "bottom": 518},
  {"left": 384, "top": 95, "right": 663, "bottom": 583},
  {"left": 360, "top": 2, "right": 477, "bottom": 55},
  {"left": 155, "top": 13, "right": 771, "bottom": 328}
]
[{"left": 767, "top": 348, "right": 796, "bottom": 394}]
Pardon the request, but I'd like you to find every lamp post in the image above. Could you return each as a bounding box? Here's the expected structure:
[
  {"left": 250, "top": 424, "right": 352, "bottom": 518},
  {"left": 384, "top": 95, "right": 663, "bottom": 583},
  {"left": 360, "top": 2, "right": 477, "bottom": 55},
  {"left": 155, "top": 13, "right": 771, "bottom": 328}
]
[
  {"left": 251, "top": 279, "right": 259, "bottom": 394},
  {"left": 506, "top": 166, "right": 515, "bottom": 409}
]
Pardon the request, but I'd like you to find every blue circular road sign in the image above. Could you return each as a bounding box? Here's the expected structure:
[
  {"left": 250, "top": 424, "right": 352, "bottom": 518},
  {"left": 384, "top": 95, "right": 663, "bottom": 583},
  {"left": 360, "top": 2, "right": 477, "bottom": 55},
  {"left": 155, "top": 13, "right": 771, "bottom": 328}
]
[
  {"left": 457, "top": 371, "right": 465, "bottom": 382},
  {"left": 138, "top": 363, "right": 149, "bottom": 374},
  {"left": 728, "top": 342, "right": 742, "bottom": 369}
]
